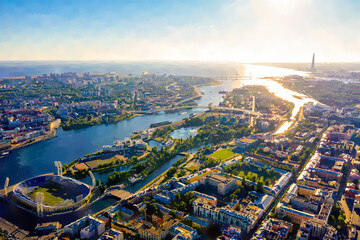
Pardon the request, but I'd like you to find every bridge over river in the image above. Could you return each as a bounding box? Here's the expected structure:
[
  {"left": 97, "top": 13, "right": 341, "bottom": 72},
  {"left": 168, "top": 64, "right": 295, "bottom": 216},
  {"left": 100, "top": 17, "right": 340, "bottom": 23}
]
[{"left": 129, "top": 105, "right": 261, "bottom": 116}]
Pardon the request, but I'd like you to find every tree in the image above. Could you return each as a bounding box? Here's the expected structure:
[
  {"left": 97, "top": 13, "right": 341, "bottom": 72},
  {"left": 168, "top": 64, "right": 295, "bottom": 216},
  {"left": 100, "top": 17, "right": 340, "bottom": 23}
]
[
  {"left": 230, "top": 193, "right": 237, "bottom": 201},
  {"left": 145, "top": 199, "right": 160, "bottom": 216},
  {"left": 264, "top": 178, "right": 271, "bottom": 186},
  {"left": 242, "top": 177, "right": 247, "bottom": 188},
  {"left": 178, "top": 169, "right": 186, "bottom": 177},
  {"left": 272, "top": 176, "right": 277, "bottom": 184},
  {"left": 181, "top": 218, "right": 193, "bottom": 227},
  {"left": 251, "top": 175, "right": 257, "bottom": 182},
  {"left": 256, "top": 181, "right": 264, "bottom": 193}
]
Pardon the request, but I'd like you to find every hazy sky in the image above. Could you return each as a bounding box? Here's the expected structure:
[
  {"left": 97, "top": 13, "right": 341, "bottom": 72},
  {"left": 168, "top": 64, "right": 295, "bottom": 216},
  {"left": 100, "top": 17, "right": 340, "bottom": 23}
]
[{"left": 1, "top": 0, "right": 360, "bottom": 62}]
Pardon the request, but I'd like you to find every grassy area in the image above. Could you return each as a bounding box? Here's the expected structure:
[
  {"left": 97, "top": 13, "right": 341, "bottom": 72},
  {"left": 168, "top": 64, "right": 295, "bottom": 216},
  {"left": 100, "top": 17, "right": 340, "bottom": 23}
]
[
  {"left": 184, "top": 166, "right": 198, "bottom": 172},
  {"left": 28, "top": 187, "right": 64, "bottom": 205},
  {"left": 184, "top": 159, "right": 202, "bottom": 171},
  {"left": 209, "top": 149, "right": 236, "bottom": 161},
  {"left": 223, "top": 162, "right": 282, "bottom": 186},
  {"left": 86, "top": 157, "right": 119, "bottom": 169}
]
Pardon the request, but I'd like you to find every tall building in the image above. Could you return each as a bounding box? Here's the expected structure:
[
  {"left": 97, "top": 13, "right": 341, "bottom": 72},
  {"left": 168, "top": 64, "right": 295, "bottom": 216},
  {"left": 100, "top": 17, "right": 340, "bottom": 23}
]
[
  {"left": 252, "top": 96, "right": 256, "bottom": 112},
  {"left": 311, "top": 53, "right": 316, "bottom": 74}
]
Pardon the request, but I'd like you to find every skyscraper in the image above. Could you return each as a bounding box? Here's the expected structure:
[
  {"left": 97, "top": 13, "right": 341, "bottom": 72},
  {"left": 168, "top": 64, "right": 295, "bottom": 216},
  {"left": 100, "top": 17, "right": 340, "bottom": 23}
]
[{"left": 311, "top": 53, "right": 316, "bottom": 74}]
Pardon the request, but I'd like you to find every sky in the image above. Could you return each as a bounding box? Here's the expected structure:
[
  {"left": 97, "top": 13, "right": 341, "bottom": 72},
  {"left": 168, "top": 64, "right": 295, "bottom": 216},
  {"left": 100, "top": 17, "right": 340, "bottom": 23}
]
[{"left": 1, "top": 0, "right": 360, "bottom": 62}]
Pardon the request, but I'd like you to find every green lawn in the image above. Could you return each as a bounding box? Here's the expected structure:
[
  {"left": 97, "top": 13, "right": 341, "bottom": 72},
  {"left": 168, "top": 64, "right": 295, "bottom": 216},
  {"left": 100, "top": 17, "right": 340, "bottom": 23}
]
[
  {"left": 86, "top": 157, "right": 118, "bottom": 169},
  {"left": 184, "top": 166, "right": 198, "bottom": 172},
  {"left": 223, "top": 162, "right": 282, "bottom": 186},
  {"left": 209, "top": 149, "right": 236, "bottom": 161},
  {"left": 28, "top": 188, "right": 64, "bottom": 205}
]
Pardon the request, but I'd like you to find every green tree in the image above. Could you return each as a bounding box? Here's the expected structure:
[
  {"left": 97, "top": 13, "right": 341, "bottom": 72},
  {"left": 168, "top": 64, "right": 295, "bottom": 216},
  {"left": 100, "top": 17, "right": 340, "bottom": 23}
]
[
  {"left": 242, "top": 177, "right": 247, "bottom": 188},
  {"left": 256, "top": 181, "right": 264, "bottom": 193},
  {"left": 181, "top": 218, "right": 193, "bottom": 227},
  {"left": 230, "top": 193, "right": 237, "bottom": 201}
]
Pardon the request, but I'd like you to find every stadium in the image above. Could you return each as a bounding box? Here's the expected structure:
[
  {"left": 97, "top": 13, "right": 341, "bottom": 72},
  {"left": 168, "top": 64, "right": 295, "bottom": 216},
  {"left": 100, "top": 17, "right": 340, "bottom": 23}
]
[{"left": 12, "top": 175, "right": 91, "bottom": 215}]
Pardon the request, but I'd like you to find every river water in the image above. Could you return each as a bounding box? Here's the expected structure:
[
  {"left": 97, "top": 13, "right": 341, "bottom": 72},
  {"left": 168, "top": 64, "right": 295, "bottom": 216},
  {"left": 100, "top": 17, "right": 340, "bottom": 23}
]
[
  {"left": 0, "top": 64, "right": 318, "bottom": 186},
  {"left": 0, "top": 64, "right": 318, "bottom": 229}
]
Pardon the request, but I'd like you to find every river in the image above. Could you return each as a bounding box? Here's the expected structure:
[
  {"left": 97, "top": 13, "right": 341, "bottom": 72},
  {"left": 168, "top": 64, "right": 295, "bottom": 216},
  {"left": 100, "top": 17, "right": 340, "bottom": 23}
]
[
  {"left": 0, "top": 64, "right": 319, "bottom": 229},
  {"left": 0, "top": 64, "right": 318, "bottom": 186}
]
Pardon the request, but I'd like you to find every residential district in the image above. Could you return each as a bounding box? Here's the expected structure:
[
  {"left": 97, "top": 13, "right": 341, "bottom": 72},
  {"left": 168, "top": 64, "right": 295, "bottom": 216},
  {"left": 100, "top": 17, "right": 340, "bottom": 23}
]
[{"left": 1, "top": 69, "right": 360, "bottom": 240}]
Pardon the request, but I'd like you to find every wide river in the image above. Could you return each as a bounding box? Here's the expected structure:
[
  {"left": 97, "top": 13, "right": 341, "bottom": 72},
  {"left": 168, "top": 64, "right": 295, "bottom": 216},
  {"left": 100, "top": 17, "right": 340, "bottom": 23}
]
[
  {"left": 0, "top": 64, "right": 316, "bottom": 187},
  {"left": 0, "top": 64, "right": 320, "bottom": 229}
]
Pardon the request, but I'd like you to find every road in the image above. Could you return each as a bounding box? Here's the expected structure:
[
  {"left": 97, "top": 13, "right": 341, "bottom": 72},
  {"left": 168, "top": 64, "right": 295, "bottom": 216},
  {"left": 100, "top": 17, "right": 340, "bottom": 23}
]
[{"left": 242, "top": 175, "right": 296, "bottom": 239}]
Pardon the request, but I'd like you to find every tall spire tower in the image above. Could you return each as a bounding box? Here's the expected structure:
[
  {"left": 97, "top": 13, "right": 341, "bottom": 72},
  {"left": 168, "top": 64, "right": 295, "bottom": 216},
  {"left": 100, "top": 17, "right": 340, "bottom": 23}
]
[{"left": 311, "top": 53, "right": 316, "bottom": 74}]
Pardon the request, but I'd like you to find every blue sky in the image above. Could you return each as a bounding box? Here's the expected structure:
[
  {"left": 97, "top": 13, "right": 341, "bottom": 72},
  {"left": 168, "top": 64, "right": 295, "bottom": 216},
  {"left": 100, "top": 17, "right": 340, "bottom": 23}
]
[{"left": 1, "top": 0, "right": 360, "bottom": 62}]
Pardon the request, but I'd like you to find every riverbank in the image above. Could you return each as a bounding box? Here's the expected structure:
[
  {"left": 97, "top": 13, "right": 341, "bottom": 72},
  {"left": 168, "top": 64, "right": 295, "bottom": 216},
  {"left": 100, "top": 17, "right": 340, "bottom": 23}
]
[
  {"left": 10, "top": 129, "right": 57, "bottom": 151},
  {"left": 0, "top": 64, "right": 315, "bottom": 193},
  {"left": 0, "top": 64, "right": 324, "bottom": 234},
  {"left": 280, "top": 77, "right": 360, "bottom": 108},
  {"left": 63, "top": 113, "right": 204, "bottom": 185},
  {"left": 137, "top": 153, "right": 194, "bottom": 192},
  {"left": 61, "top": 112, "right": 140, "bottom": 131}
]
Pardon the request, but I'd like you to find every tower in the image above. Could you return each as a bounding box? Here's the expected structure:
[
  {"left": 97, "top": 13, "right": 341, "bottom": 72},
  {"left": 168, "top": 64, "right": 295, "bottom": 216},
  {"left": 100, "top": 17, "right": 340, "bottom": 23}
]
[
  {"left": 252, "top": 96, "right": 256, "bottom": 112},
  {"left": 311, "top": 53, "right": 316, "bottom": 74},
  {"left": 133, "top": 90, "right": 138, "bottom": 107},
  {"left": 4, "top": 177, "right": 9, "bottom": 198},
  {"left": 36, "top": 192, "right": 44, "bottom": 217}
]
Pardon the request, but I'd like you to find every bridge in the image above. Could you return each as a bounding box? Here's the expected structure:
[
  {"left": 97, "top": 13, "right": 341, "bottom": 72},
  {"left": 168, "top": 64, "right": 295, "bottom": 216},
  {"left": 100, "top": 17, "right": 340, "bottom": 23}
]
[{"left": 129, "top": 106, "right": 260, "bottom": 116}]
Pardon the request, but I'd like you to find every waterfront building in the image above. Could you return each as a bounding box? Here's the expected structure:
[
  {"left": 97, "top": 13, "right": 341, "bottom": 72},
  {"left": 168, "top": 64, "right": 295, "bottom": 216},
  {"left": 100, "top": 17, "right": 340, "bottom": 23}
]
[
  {"left": 34, "top": 222, "right": 61, "bottom": 235},
  {"left": 0, "top": 140, "right": 11, "bottom": 151}
]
